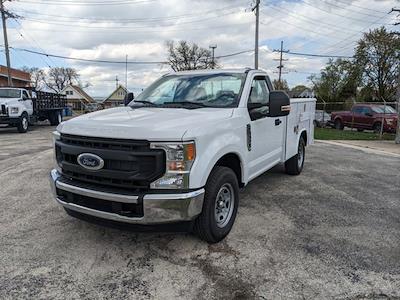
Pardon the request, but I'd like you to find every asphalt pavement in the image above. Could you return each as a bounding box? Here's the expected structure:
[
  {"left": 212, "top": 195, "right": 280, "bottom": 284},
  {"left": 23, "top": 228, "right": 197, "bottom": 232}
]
[{"left": 0, "top": 125, "right": 399, "bottom": 299}]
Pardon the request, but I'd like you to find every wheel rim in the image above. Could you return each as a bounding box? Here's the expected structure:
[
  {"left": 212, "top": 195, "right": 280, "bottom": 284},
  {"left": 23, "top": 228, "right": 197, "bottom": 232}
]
[
  {"left": 22, "top": 117, "right": 28, "bottom": 130},
  {"left": 214, "top": 183, "right": 235, "bottom": 228},
  {"left": 298, "top": 143, "right": 304, "bottom": 169}
]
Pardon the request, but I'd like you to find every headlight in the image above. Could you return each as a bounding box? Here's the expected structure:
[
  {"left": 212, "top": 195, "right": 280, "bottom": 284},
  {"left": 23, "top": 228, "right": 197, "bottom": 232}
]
[
  {"left": 385, "top": 119, "right": 394, "bottom": 125},
  {"left": 150, "top": 142, "right": 196, "bottom": 189},
  {"left": 52, "top": 131, "right": 62, "bottom": 172},
  {"left": 10, "top": 107, "right": 19, "bottom": 114}
]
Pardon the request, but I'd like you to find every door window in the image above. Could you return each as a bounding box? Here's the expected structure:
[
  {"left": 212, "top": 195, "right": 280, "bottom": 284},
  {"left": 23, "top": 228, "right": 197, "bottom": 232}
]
[
  {"left": 22, "top": 91, "right": 29, "bottom": 100},
  {"left": 248, "top": 77, "right": 270, "bottom": 120},
  {"left": 249, "top": 78, "right": 269, "bottom": 105}
]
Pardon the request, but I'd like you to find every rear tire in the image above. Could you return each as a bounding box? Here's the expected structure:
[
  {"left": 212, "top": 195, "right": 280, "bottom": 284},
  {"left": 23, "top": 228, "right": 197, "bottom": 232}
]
[
  {"left": 334, "top": 119, "right": 344, "bottom": 130},
  {"left": 357, "top": 128, "right": 364, "bottom": 132},
  {"left": 17, "top": 113, "right": 29, "bottom": 133},
  {"left": 285, "top": 138, "right": 305, "bottom": 175},
  {"left": 49, "top": 110, "right": 62, "bottom": 126},
  {"left": 194, "top": 166, "right": 239, "bottom": 243}
]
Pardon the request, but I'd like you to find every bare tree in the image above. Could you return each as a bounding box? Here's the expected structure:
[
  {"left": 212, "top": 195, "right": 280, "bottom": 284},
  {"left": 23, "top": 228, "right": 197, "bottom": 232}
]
[
  {"left": 22, "top": 66, "right": 46, "bottom": 88},
  {"left": 45, "top": 67, "right": 80, "bottom": 92},
  {"left": 166, "top": 40, "right": 216, "bottom": 71}
]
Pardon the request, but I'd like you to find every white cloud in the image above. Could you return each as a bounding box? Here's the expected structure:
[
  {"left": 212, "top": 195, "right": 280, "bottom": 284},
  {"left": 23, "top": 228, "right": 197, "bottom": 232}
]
[{"left": 4, "top": 0, "right": 397, "bottom": 96}]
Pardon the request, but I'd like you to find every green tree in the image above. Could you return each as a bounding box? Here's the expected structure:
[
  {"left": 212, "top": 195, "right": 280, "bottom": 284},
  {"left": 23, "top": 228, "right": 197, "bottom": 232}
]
[
  {"left": 355, "top": 27, "right": 400, "bottom": 101},
  {"left": 272, "top": 79, "right": 289, "bottom": 92},
  {"left": 309, "top": 59, "right": 359, "bottom": 102}
]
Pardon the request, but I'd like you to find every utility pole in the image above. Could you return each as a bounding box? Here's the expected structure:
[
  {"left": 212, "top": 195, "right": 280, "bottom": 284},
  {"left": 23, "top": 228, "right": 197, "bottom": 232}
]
[
  {"left": 273, "top": 41, "right": 289, "bottom": 87},
  {"left": 1, "top": 0, "right": 13, "bottom": 86},
  {"left": 209, "top": 44, "right": 217, "bottom": 69},
  {"left": 252, "top": 0, "right": 260, "bottom": 69},
  {"left": 125, "top": 54, "right": 128, "bottom": 90},
  {"left": 390, "top": 8, "right": 400, "bottom": 143}
]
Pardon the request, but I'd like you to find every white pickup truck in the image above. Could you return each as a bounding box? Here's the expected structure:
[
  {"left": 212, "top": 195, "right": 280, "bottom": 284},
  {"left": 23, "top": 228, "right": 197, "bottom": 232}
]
[
  {"left": 50, "top": 69, "right": 315, "bottom": 243},
  {"left": 0, "top": 87, "right": 65, "bottom": 133}
]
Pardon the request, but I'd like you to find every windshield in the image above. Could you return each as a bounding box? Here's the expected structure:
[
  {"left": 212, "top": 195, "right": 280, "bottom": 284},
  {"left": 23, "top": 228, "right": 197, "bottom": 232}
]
[
  {"left": 0, "top": 89, "right": 21, "bottom": 98},
  {"left": 130, "top": 73, "right": 246, "bottom": 108},
  {"left": 371, "top": 106, "right": 396, "bottom": 114}
]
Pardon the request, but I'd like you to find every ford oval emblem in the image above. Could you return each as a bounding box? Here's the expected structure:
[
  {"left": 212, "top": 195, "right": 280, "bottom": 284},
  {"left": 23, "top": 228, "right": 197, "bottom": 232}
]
[{"left": 77, "top": 153, "right": 104, "bottom": 171}]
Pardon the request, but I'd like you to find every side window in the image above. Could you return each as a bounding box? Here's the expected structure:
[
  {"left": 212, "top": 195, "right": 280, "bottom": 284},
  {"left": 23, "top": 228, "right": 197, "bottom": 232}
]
[
  {"left": 22, "top": 91, "right": 29, "bottom": 99},
  {"left": 249, "top": 78, "right": 269, "bottom": 105},
  {"left": 361, "top": 107, "right": 372, "bottom": 115},
  {"left": 352, "top": 106, "right": 362, "bottom": 114}
]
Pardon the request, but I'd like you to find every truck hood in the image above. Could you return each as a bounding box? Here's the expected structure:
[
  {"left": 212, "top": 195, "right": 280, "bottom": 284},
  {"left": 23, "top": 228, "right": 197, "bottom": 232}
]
[
  {"left": 58, "top": 106, "right": 234, "bottom": 141},
  {"left": 0, "top": 98, "right": 20, "bottom": 105}
]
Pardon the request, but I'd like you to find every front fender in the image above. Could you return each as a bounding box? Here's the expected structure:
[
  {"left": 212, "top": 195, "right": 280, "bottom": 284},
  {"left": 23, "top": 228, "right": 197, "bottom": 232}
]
[{"left": 188, "top": 131, "right": 247, "bottom": 189}]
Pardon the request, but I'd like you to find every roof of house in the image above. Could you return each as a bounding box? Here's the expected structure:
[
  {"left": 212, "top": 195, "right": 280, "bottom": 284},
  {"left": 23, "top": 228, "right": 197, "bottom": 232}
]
[
  {"left": 62, "top": 85, "right": 95, "bottom": 103},
  {"left": 102, "top": 85, "right": 128, "bottom": 103}
]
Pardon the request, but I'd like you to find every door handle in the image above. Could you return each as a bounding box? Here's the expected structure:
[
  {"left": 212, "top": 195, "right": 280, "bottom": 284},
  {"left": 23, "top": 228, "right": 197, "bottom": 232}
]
[{"left": 275, "top": 119, "right": 282, "bottom": 126}]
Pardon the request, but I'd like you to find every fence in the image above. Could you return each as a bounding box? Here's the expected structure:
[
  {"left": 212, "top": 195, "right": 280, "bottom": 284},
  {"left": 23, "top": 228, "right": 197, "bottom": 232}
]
[{"left": 315, "top": 100, "right": 398, "bottom": 138}]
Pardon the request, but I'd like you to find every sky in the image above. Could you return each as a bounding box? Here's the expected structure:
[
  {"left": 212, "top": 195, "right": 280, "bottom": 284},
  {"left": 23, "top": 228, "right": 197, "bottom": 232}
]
[{"left": 1, "top": 0, "right": 398, "bottom": 97}]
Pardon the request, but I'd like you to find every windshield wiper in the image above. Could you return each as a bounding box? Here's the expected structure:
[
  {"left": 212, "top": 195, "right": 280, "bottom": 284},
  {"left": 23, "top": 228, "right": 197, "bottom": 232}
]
[
  {"left": 133, "top": 100, "right": 158, "bottom": 106},
  {"left": 163, "top": 101, "right": 209, "bottom": 108}
]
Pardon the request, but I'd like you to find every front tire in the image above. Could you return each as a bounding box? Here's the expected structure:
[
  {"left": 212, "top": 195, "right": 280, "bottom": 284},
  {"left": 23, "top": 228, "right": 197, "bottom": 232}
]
[
  {"left": 285, "top": 138, "right": 305, "bottom": 175},
  {"left": 194, "top": 166, "right": 239, "bottom": 243},
  {"left": 17, "top": 113, "right": 29, "bottom": 133}
]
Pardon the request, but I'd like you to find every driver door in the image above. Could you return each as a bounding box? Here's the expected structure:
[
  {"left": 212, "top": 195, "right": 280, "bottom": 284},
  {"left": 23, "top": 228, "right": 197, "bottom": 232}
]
[
  {"left": 22, "top": 90, "right": 33, "bottom": 115},
  {"left": 247, "top": 76, "right": 285, "bottom": 180}
]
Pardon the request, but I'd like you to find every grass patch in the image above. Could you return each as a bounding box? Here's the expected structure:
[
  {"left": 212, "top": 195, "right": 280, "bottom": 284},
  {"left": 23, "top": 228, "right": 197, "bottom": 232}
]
[{"left": 314, "top": 127, "right": 396, "bottom": 141}]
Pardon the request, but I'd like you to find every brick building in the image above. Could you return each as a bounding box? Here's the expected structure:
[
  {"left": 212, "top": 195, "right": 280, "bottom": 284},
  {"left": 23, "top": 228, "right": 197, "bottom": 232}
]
[{"left": 0, "top": 65, "right": 31, "bottom": 87}]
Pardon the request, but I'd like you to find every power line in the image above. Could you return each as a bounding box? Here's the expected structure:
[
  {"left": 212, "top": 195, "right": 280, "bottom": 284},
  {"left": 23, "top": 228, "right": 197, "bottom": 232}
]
[
  {"left": 5, "top": 46, "right": 259, "bottom": 65},
  {"left": 14, "top": 0, "right": 157, "bottom": 6},
  {"left": 20, "top": 10, "right": 241, "bottom": 29},
  {"left": 13, "top": 4, "right": 241, "bottom": 23},
  {"left": 301, "top": 0, "right": 391, "bottom": 24},
  {"left": 271, "top": 49, "right": 353, "bottom": 59}
]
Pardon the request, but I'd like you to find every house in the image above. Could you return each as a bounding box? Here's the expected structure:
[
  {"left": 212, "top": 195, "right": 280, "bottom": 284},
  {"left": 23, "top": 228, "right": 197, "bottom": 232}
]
[
  {"left": 102, "top": 85, "right": 129, "bottom": 109},
  {"left": 62, "top": 85, "right": 96, "bottom": 111},
  {"left": 0, "top": 65, "right": 31, "bottom": 87}
]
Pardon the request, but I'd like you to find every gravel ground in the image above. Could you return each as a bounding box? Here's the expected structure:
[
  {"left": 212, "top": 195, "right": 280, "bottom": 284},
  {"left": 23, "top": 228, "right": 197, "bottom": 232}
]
[{"left": 0, "top": 125, "right": 399, "bottom": 299}]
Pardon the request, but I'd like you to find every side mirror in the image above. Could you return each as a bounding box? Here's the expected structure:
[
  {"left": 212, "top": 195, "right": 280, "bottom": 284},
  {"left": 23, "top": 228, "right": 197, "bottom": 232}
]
[
  {"left": 268, "top": 91, "right": 291, "bottom": 117},
  {"left": 365, "top": 112, "right": 373, "bottom": 117},
  {"left": 124, "top": 92, "right": 134, "bottom": 106}
]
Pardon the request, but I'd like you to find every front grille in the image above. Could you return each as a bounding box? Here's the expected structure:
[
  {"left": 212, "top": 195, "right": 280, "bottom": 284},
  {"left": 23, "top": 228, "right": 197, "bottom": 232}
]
[
  {"left": 1, "top": 105, "right": 7, "bottom": 115},
  {"left": 57, "top": 188, "right": 143, "bottom": 218},
  {"left": 56, "top": 134, "right": 165, "bottom": 189}
]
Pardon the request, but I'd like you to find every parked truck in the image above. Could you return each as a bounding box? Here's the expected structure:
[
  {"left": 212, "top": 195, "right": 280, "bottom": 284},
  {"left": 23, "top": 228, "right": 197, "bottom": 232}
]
[
  {"left": 331, "top": 104, "right": 398, "bottom": 133},
  {"left": 49, "top": 69, "right": 316, "bottom": 243},
  {"left": 0, "top": 87, "right": 66, "bottom": 133}
]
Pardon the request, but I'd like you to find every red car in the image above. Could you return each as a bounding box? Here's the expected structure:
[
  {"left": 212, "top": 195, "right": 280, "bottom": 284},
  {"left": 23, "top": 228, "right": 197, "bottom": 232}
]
[{"left": 331, "top": 104, "right": 398, "bottom": 133}]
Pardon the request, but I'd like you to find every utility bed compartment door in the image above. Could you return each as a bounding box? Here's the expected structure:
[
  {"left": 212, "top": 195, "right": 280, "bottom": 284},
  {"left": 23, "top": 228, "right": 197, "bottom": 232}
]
[{"left": 285, "top": 99, "right": 315, "bottom": 160}]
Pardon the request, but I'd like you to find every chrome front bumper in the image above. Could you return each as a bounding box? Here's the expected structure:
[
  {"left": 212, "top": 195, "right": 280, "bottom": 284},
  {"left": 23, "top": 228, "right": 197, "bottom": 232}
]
[{"left": 49, "top": 169, "right": 205, "bottom": 225}]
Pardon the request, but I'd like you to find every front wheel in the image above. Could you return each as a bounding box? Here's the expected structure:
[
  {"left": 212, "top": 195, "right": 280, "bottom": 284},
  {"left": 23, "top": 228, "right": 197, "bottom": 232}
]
[
  {"left": 285, "top": 138, "right": 305, "bottom": 175},
  {"left": 373, "top": 122, "right": 382, "bottom": 134},
  {"left": 194, "top": 166, "right": 239, "bottom": 243},
  {"left": 17, "top": 113, "right": 29, "bottom": 133}
]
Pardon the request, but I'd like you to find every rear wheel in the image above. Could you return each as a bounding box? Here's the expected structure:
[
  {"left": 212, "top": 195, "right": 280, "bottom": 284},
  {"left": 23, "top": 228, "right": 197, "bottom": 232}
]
[
  {"left": 357, "top": 128, "right": 364, "bottom": 132},
  {"left": 194, "top": 166, "right": 239, "bottom": 243},
  {"left": 17, "top": 113, "right": 29, "bottom": 133},
  {"left": 334, "top": 119, "right": 344, "bottom": 130},
  {"left": 49, "top": 110, "right": 62, "bottom": 126},
  {"left": 285, "top": 138, "right": 305, "bottom": 175}
]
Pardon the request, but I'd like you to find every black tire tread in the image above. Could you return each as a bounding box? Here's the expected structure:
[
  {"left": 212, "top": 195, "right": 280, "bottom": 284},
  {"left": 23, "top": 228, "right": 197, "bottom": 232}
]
[
  {"left": 194, "top": 166, "right": 238, "bottom": 243},
  {"left": 285, "top": 138, "right": 305, "bottom": 175}
]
